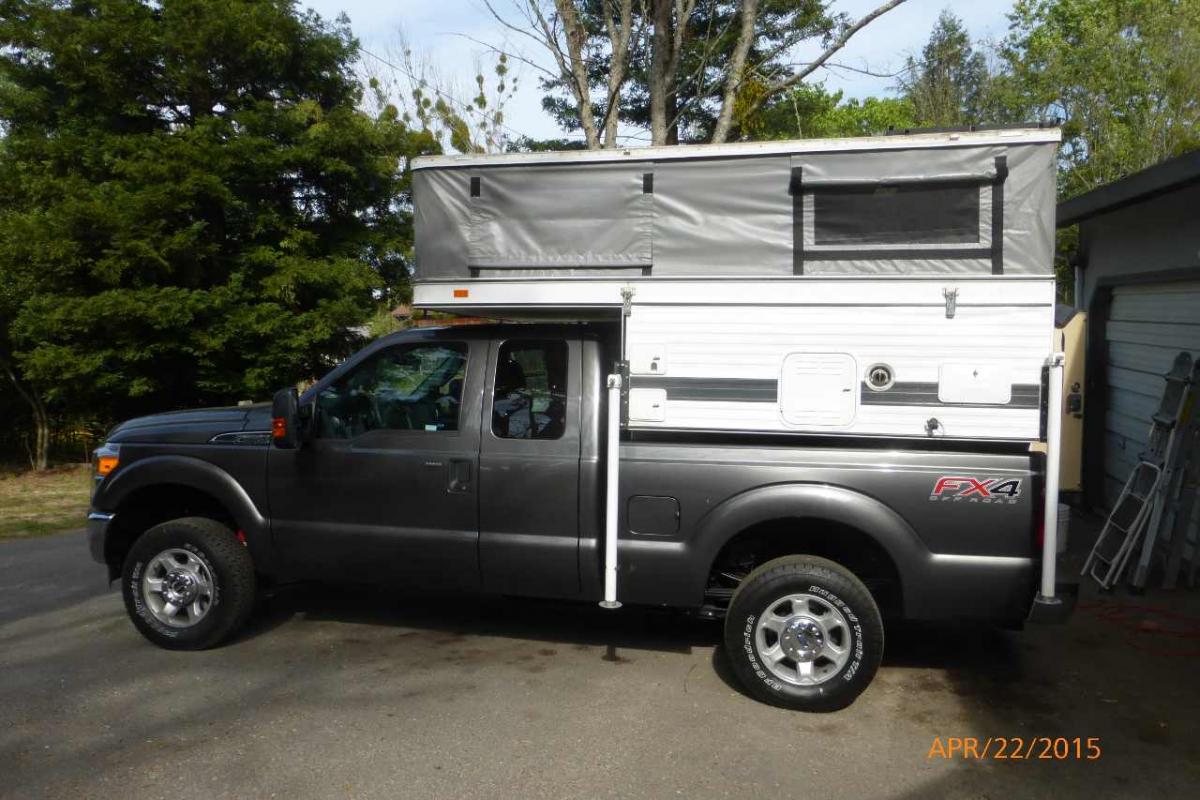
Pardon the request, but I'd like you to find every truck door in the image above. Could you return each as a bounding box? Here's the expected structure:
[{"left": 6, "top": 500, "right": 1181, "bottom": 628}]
[
  {"left": 479, "top": 336, "right": 582, "bottom": 597},
  {"left": 267, "top": 337, "right": 484, "bottom": 590}
]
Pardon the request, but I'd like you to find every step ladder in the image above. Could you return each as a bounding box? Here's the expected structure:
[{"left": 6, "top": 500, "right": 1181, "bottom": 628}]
[
  {"left": 1082, "top": 352, "right": 1195, "bottom": 589},
  {"left": 1131, "top": 356, "right": 1200, "bottom": 588}
]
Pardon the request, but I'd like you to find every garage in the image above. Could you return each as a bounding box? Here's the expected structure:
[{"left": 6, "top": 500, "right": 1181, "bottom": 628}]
[
  {"left": 1058, "top": 150, "right": 1200, "bottom": 586},
  {"left": 1103, "top": 280, "right": 1200, "bottom": 506}
]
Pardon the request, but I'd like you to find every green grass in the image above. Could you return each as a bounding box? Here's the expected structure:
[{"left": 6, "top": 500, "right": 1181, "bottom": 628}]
[{"left": 0, "top": 464, "right": 92, "bottom": 540}]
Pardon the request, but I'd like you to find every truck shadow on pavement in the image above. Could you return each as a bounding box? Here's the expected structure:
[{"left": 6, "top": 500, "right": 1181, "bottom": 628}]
[{"left": 243, "top": 581, "right": 1028, "bottom": 702}]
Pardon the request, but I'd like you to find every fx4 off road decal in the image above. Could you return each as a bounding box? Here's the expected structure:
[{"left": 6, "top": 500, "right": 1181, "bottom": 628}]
[{"left": 930, "top": 476, "right": 1022, "bottom": 505}]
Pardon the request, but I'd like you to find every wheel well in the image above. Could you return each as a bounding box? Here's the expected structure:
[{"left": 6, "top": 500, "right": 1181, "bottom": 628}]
[
  {"left": 705, "top": 518, "right": 904, "bottom": 617},
  {"left": 105, "top": 484, "right": 236, "bottom": 569}
]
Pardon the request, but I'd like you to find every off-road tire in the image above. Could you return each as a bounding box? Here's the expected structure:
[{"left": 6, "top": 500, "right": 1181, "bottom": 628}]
[
  {"left": 121, "top": 517, "right": 255, "bottom": 650},
  {"left": 724, "top": 555, "right": 884, "bottom": 712}
]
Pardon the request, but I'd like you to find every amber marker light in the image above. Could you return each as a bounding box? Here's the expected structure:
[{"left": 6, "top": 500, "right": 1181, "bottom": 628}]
[
  {"left": 453, "top": 288, "right": 469, "bottom": 298},
  {"left": 96, "top": 455, "right": 119, "bottom": 476}
]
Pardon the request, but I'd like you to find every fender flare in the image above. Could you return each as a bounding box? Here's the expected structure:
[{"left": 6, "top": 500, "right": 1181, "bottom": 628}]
[
  {"left": 97, "top": 454, "right": 269, "bottom": 540},
  {"left": 687, "top": 482, "right": 933, "bottom": 607}
]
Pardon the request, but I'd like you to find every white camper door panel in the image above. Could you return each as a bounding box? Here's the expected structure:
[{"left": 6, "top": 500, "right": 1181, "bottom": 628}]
[
  {"left": 628, "top": 388, "right": 668, "bottom": 422},
  {"left": 629, "top": 343, "right": 668, "bottom": 375},
  {"left": 938, "top": 364, "right": 1013, "bottom": 404},
  {"left": 779, "top": 353, "right": 857, "bottom": 427}
]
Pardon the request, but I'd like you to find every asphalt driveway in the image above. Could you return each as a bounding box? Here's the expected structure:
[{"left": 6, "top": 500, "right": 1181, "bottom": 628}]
[{"left": 2, "top": 528, "right": 1199, "bottom": 799}]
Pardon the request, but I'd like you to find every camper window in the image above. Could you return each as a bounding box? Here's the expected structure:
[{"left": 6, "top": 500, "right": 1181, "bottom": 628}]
[{"left": 813, "top": 183, "right": 980, "bottom": 246}]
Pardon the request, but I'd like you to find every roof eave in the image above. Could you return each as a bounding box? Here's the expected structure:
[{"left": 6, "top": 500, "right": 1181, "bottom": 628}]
[{"left": 1056, "top": 149, "right": 1200, "bottom": 227}]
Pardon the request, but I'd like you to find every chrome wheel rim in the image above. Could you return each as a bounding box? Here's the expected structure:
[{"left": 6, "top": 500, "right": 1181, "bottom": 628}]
[
  {"left": 754, "top": 593, "right": 852, "bottom": 686},
  {"left": 141, "top": 548, "right": 215, "bottom": 628}
]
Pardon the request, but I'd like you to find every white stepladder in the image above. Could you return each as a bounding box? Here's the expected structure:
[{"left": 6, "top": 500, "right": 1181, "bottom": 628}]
[{"left": 1082, "top": 352, "right": 1196, "bottom": 589}]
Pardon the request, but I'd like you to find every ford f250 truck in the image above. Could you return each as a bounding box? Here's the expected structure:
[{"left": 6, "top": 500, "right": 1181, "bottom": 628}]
[{"left": 89, "top": 322, "right": 1066, "bottom": 711}]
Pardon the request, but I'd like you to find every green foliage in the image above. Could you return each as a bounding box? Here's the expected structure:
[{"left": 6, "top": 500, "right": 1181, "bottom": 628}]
[
  {"left": 372, "top": 46, "right": 517, "bottom": 154},
  {"left": 505, "top": 135, "right": 589, "bottom": 153},
  {"left": 897, "top": 10, "right": 998, "bottom": 127},
  {"left": 998, "top": 0, "right": 1200, "bottom": 197},
  {"left": 749, "top": 84, "right": 916, "bottom": 139},
  {"left": 0, "top": 0, "right": 437, "bottom": 421}
]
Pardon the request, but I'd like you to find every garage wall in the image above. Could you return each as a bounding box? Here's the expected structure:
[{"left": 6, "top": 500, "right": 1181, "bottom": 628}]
[
  {"left": 1077, "top": 182, "right": 1200, "bottom": 309},
  {"left": 1102, "top": 280, "right": 1200, "bottom": 547}
]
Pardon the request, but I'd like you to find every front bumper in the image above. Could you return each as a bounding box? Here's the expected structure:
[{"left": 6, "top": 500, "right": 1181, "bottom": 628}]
[{"left": 87, "top": 511, "right": 115, "bottom": 565}]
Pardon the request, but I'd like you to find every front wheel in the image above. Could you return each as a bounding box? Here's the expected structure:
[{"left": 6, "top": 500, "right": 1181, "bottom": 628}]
[
  {"left": 724, "top": 555, "right": 883, "bottom": 712},
  {"left": 121, "top": 517, "right": 256, "bottom": 650}
]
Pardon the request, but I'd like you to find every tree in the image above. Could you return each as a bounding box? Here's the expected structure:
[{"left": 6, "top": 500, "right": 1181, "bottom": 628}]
[
  {"left": 484, "top": 0, "right": 909, "bottom": 146},
  {"left": 0, "top": 0, "right": 436, "bottom": 467},
  {"left": 897, "top": 9, "right": 995, "bottom": 127},
  {"left": 747, "top": 83, "right": 916, "bottom": 139},
  {"left": 361, "top": 34, "right": 520, "bottom": 154},
  {"left": 998, "top": 0, "right": 1200, "bottom": 197}
]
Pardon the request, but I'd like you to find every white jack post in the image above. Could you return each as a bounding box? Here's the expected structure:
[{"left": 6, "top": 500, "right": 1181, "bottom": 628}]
[
  {"left": 600, "top": 372, "right": 623, "bottom": 610},
  {"left": 1033, "top": 352, "right": 1067, "bottom": 616}
]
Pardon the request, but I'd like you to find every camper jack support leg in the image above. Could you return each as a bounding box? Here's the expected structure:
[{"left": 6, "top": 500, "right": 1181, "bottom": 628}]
[
  {"left": 600, "top": 373, "right": 623, "bottom": 610},
  {"left": 1031, "top": 352, "right": 1075, "bottom": 622}
]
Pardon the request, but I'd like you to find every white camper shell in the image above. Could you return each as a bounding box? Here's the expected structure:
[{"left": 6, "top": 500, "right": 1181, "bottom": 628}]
[{"left": 411, "top": 128, "right": 1061, "bottom": 443}]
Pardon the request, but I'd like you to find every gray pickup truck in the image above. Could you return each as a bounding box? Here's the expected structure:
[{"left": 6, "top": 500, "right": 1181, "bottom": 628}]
[{"left": 89, "top": 322, "right": 1060, "bottom": 711}]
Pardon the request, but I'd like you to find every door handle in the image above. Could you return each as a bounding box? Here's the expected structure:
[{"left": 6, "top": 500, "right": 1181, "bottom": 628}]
[{"left": 448, "top": 459, "right": 472, "bottom": 493}]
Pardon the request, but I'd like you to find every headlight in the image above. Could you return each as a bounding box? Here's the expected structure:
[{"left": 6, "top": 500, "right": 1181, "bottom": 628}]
[{"left": 93, "top": 443, "right": 120, "bottom": 481}]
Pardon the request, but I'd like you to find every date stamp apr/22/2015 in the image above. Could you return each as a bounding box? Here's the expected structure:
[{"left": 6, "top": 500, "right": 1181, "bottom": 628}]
[{"left": 927, "top": 736, "right": 1102, "bottom": 761}]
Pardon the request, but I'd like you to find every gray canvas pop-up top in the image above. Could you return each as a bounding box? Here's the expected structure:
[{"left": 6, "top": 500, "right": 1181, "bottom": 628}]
[{"left": 411, "top": 128, "right": 1060, "bottom": 281}]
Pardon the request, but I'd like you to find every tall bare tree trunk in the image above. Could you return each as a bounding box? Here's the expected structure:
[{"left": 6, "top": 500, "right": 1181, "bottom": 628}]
[
  {"left": 649, "top": 0, "right": 672, "bottom": 145},
  {"left": 1, "top": 355, "right": 49, "bottom": 471},
  {"left": 600, "top": 0, "right": 636, "bottom": 147},
  {"left": 711, "top": 0, "right": 758, "bottom": 144},
  {"left": 550, "top": 0, "right": 601, "bottom": 148}
]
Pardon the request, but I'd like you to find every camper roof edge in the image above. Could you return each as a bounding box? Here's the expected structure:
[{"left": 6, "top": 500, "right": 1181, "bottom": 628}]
[
  {"left": 411, "top": 275, "right": 1057, "bottom": 314},
  {"left": 413, "top": 127, "right": 1062, "bottom": 171}
]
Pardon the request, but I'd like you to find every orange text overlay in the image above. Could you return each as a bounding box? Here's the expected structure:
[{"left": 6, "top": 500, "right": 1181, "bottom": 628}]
[{"left": 927, "top": 736, "right": 1101, "bottom": 761}]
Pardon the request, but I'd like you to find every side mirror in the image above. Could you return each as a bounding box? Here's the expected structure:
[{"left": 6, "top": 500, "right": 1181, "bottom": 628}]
[{"left": 271, "top": 387, "right": 300, "bottom": 449}]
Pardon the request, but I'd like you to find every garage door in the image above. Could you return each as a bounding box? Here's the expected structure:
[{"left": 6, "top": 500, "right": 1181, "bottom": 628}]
[{"left": 1103, "top": 280, "right": 1200, "bottom": 555}]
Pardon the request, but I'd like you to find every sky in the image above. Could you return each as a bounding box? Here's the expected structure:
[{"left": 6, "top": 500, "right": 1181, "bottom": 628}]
[{"left": 302, "top": 0, "right": 1018, "bottom": 143}]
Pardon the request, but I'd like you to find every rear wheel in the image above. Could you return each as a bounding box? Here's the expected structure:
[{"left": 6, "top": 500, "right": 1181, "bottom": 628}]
[
  {"left": 121, "top": 517, "right": 255, "bottom": 650},
  {"left": 724, "top": 555, "right": 883, "bottom": 712}
]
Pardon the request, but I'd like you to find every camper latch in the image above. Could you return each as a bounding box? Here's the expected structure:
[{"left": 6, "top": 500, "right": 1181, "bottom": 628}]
[
  {"left": 621, "top": 286, "right": 635, "bottom": 317},
  {"left": 943, "top": 288, "right": 959, "bottom": 319}
]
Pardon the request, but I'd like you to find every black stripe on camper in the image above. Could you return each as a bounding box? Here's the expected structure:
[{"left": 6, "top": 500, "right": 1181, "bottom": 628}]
[
  {"left": 789, "top": 167, "right": 804, "bottom": 275},
  {"left": 991, "top": 155, "right": 1008, "bottom": 275},
  {"left": 631, "top": 377, "right": 778, "bottom": 403},
  {"left": 860, "top": 381, "right": 1040, "bottom": 409}
]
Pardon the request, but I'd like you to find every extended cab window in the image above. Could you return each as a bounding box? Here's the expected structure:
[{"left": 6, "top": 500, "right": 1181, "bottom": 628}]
[
  {"left": 492, "top": 340, "right": 567, "bottom": 440},
  {"left": 317, "top": 343, "right": 467, "bottom": 439}
]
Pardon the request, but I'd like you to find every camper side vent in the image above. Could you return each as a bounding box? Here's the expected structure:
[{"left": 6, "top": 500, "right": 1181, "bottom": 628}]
[{"left": 779, "top": 352, "right": 858, "bottom": 427}]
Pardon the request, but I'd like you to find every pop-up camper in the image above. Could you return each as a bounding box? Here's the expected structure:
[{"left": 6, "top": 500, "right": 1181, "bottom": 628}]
[{"left": 412, "top": 127, "right": 1060, "bottom": 443}]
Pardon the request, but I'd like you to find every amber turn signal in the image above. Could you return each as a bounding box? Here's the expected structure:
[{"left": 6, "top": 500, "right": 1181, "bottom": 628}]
[{"left": 96, "top": 455, "right": 119, "bottom": 476}]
